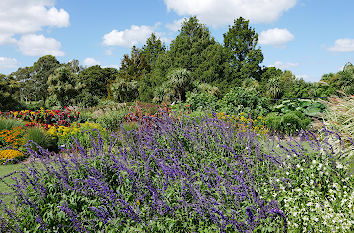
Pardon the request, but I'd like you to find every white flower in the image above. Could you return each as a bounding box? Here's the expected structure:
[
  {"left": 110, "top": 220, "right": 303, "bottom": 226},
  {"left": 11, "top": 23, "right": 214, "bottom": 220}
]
[
  {"left": 336, "top": 163, "right": 344, "bottom": 169},
  {"left": 296, "top": 164, "right": 301, "bottom": 168},
  {"left": 306, "top": 202, "right": 312, "bottom": 206},
  {"left": 312, "top": 160, "right": 317, "bottom": 164}
]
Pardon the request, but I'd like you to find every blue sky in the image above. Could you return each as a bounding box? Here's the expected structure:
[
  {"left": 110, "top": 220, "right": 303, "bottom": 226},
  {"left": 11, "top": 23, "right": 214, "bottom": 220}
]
[{"left": 0, "top": 0, "right": 353, "bottom": 82}]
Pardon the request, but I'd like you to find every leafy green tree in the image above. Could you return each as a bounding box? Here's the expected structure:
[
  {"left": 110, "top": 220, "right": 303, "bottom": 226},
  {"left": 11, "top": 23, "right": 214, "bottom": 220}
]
[
  {"left": 65, "top": 59, "right": 84, "bottom": 74},
  {"left": 142, "top": 17, "right": 218, "bottom": 102},
  {"left": 168, "top": 17, "right": 215, "bottom": 72},
  {"left": 47, "top": 66, "right": 78, "bottom": 107},
  {"left": 223, "top": 17, "right": 264, "bottom": 84},
  {"left": 141, "top": 33, "right": 166, "bottom": 66},
  {"left": 166, "top": 68, "right": 193, "bottom": 102},
  {"left": 335, "top": 62, "right": 354, "bottom": 95},
  {"left": 32, "top": 55, "right": 61, "bottom": 102},
  {"left": 117, "top": 46, "right": 150, "bottom": 82},
  {"left": 78, "top": 65, "right": 117, "bottom": 98},
  {"left": 111, "top": 79, "right": 139, "bottom": 103},
  {"left": 0, "top": 74, "right": 22, "bottom": 110},
  {"left": 194, "top": 43, "right": 230, "bottom": 86},
  {"left": 139, "top": 53, "right": 172, "bottom": 102},
  {"left": 266, "top": 77, "right": 282, "bottom": 99}
]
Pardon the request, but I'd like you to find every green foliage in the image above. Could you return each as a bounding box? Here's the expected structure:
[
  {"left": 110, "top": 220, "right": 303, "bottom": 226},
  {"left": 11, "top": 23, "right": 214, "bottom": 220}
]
[
  {"left": 319, "top": 62, "right": 354, "bottom": 96},
  {"left": 0, "top": 75, "right": 23, "bottom": 111},
  {"left": 32, "top": 55, "right": 61, "bottom": 102},
  {"left": 78, "top": 65, "right": 117, "bottom": 99},
  {"left": 272, "top": 99, "right": 326, "bottom": 117},
  {"left": 141, "top": 33, "right": 166, "bottom": 66},
  {"left": 223, "top": 17, "right": 263, "bottom": 82},
  {"left": 111, "top": 79, "right": 139, "bottom": 103},
  {"left": 96, "top": 110, "right": 128, "bottom": 131},
  {"left": 47, "top": 66, "right": 78, "bottom": 108},
  {"left": 77, "top": 111, "right": 95, "bottom": 123},
  {"left": 117, "top": 46, "right": 151, "bottom": 82},
  {"left": 168, "top": 17, "right": 215, "bottom": 72},
  {"left": 265, "top": 111, "right": 311, "bottom": 134},
  {"left": 24, "top": 127, "right": 58, "bottom": 152},
  {"left": 23, "top": 100, "right": 45, "bottom": 111},
  {"left": 76, "top": 91, "right": 100, "bottom": 108},
  {"left": 165, "top": 68, "right": 193, "bottom": 102},
  {"left": 220, "top": 87, "right": 270, "bottom": 117},
  {"left": 186, "top": 92, "right": 218, "bottom": 111},
  {"left": 0, "top": 118, "right": 25, "bottom": 131}
]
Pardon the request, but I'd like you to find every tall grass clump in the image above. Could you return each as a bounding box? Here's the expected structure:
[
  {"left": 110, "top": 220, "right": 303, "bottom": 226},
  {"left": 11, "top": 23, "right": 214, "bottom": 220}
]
[
  {"left": 0, "top": 112, "right": 352, "bottom": 232},
  {"left": 320, "top": 96, "right": 353, "bottom": 166},
  {"left": 0, "top": 118, "right": 25, "bottom": 131},
  {"left": 24, "top": 127, "right": 58, "bottom": 152}
]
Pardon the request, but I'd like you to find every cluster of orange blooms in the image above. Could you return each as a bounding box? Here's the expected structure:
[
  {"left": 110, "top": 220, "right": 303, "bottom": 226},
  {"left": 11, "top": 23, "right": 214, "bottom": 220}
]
[
  {"left": 0, "top": 149, "right": 25, "bottom": 164},
  {"left": 0, "top": 126, "right": 26, "bottom": 148}
]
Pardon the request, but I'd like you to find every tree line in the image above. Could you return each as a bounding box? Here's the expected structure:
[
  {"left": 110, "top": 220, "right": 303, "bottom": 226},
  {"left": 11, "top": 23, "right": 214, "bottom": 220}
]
[{"left": 1, "top": 17, "right": 353, "bottom": 111}]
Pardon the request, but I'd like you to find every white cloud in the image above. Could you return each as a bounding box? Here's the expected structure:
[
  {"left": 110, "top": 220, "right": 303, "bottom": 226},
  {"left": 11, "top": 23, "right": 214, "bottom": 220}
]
[
  {"left": 105, "top": 49, "right": 113, "bottom": 56},
  {"left": 0, "top": 0, "right": 69, "bottom": 39},
  {"left": 102, "top": 25, "right": 154, "bottom": 48},
  {"left": 271, "top": 61, "right": 299, "bottom": 69},
  {"left": 83, "top": 58, "right": 101, "bottom": 67},
  {"left": 164, "top": 0, "right": 297, "bottom": 26},
  {"left": 0, "top": 34, "right": 17, "bottom": 45},
  {"left": 18, "top": 34, "right": 64, "bottom": 56},
  {"left": 166, "top": 18, "right": 186, "bottom": 32},
  {"left": 103, "top": 64, "right": 120, "bottom": 69},
  {"left": 0, "top": 57, "right": 19, "bottom": 70},
  {"left": 259, "top": 28, "right": 294, "bottom": 47},
  {"left": 329, "top": 38, "right": 354, "bottom": 52}
]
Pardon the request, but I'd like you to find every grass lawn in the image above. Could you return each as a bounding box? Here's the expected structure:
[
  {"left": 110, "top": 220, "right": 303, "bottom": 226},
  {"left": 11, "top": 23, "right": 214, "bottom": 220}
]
[
  {"left": 0, "top": 163, "right": 26, "bottom": 213},
  {"left": 0, "top": 163, "right": 25, "bottom": 193}
]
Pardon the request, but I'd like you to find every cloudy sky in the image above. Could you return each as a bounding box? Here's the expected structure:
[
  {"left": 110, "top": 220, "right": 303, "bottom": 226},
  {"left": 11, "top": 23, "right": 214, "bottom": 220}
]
[{"left": 0, "top": 0, "right": 353, "bottom": 82}]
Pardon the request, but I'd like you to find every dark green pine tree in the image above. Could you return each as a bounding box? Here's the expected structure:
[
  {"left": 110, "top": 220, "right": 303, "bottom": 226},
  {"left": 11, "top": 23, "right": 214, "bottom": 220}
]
[{"left": 223, "top": 17, "right": 264, "bottom": 85}]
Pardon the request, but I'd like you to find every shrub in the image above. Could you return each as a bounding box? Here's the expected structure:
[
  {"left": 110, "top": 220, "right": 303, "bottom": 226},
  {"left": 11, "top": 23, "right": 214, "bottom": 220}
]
[
  {"left": 185, "top": 92, "right": 218, "bottom": 111},
  {"left": 76, "top": 92, "right": 100, "bottom": 108},
  {"left": 219, "top": 87, "right": 270, "bottom": 117},
  {"left": 265, "top": 111, "right": 311, "bottom": 135}
]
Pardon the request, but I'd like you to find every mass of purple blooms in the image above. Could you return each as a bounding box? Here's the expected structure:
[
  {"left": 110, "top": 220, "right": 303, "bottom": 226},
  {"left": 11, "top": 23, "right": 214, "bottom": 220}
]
[{"left": 7, "top": 111, "right": 346, "bottom": 232}]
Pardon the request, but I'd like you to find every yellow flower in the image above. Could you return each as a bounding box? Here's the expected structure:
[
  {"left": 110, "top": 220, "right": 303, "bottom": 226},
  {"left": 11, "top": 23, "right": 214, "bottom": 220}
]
[{"left": 0, "top": 149, "right": 24, "bottom": 163}]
